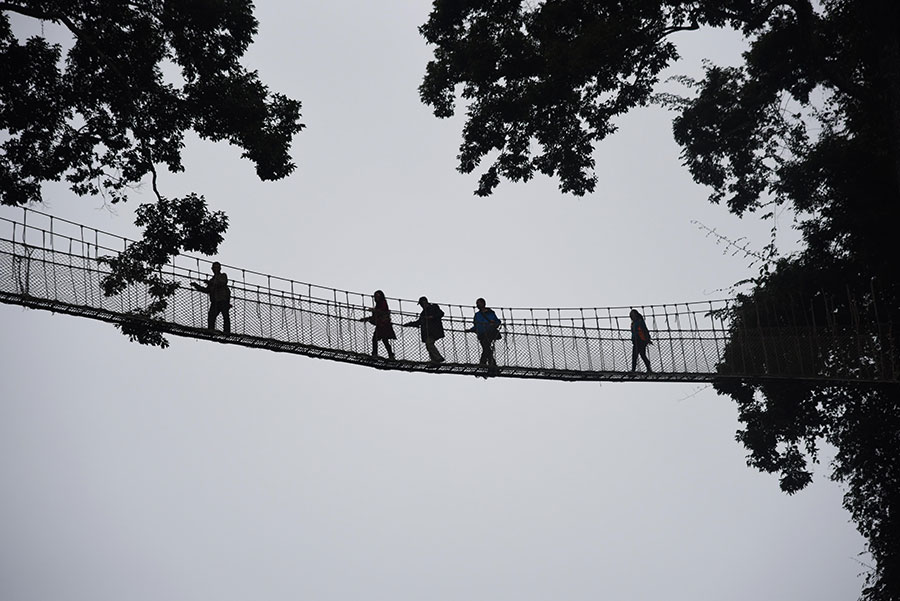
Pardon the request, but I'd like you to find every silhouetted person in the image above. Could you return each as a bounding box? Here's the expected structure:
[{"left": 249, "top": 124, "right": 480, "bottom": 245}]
[
  {"left": 468, "top": 297, "right": 501, "bottom": 371},
  {"left": 630, "top": 309, "right": 652, "bottom": 372},
  {"left": 191, "top": 261, "right": 231, "bottom": 334},
  {"left": 403, "top": 296, "right": 445, "bottom": 363},
  {"left": 359, "top": 289, "right": 396, "bottom": 359}
]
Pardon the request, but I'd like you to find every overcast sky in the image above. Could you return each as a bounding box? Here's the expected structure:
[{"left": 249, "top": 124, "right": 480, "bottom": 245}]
[{"left": 1, "top": 3, "right": 867, "bottom": 601}]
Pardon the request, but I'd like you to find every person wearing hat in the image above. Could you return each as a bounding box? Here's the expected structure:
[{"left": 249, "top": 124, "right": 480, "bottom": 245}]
[
  {"left": 403, "top": 296, "right": 446, "bottom": 363},
  {"left": 191, "top": 261, "right": 231, "bottom": 334}
]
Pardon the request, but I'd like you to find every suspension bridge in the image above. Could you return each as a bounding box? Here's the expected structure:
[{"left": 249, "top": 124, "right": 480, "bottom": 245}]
[{"left": 0, "top": 208, "right": 895, "bottom": 385}]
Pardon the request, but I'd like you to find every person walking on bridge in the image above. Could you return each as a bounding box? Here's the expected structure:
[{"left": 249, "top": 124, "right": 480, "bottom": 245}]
[
  {"left": 403, "top": 296, "right": 445, "bottom": 363},
  {"left": 359, "top": 290, "right": 396, "bottom": 360},
  {"left": 191, "top": 261, "right": 231, "bottom": 334},
  {"left": 629, "top": 309, "right": 652, "bottom": 372},
  {"left": 468, "top": 297, "right": 501, "bottom": 372}
]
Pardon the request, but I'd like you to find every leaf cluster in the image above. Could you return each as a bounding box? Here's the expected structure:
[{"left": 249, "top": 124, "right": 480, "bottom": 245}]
[
  {"left": 420, "top": 0, "right": 689, "bottom": 195},
  {"left": 99, "top": 194, "right": 227, "bottom": 346},
  {"left": 714, "top": 258, "right": 900, "bottom": 600},
  {"left": 0, "top": 0, "right": 305, "bottom": 206}
]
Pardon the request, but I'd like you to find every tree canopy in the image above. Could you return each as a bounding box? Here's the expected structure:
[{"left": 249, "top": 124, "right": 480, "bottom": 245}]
[
  {"left": 1, "top": 0, "right": 304, "bottom": 342},
  {"left": 421, "top": 1, "right": 900, "bottom": 598}
]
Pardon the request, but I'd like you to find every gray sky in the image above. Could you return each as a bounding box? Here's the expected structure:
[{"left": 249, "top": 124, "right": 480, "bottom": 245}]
[{"left": 1, "top": 3, "right": 866, "bottom": 600}]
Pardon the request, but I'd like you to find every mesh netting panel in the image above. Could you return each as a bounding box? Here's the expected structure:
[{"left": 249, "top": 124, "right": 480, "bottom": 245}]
[{"left": 1, "top": 209, "right": 896, "bottom": 384}]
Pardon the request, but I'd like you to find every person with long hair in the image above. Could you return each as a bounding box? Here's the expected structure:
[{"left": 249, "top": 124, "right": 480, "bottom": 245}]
[
  {"left": 629, "top": 309, "right": 652, "bottom": 372},
  {"left": 359, "top": 290, "right": 396, "bottom": 359}
]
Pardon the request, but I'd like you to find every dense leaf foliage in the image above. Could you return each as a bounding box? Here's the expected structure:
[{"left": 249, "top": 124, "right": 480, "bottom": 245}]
[
  {"left": 99, "top": 194, "right": 227, "bottom": 346},
  {"left": 1, "top": 0, "right": 304, "bottom": 342},
  {"left": 420, "top": 0, "right": 693, "bottom": 195},
  {"left": 1, "top": 0, "right": 303, "bottom": 204},
  {"left": 713, "top": 257, "right": 899, "bottom": 600},
  {"left": 421, "top": 1, "right": 900, "bottom": 598}
]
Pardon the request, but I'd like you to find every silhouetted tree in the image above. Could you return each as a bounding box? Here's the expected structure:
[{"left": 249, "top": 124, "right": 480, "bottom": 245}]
[
  {"left": 1, "top": 1, "right": 304, "bottom": 344},
  {"left": 421, "top": 2, "right": 900, "bottom": 598}
]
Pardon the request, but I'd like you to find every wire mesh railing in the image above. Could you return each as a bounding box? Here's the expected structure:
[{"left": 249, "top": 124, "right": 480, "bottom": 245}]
[{"left": 0, "top": 208, "right": 895, "bottom": 383}]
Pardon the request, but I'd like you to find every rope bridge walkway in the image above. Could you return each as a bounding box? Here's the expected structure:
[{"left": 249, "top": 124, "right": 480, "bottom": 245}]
[{"left": 1, "top": 209, "right": 896, "bottom": 385}]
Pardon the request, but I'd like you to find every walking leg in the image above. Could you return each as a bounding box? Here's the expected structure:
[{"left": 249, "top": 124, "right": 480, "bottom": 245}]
[
  {"left": 479, "top": 338, "right": 490, "bottom": 365},
  {"left": 425, "top": 338, "right": 443, "bottom": 362},
  {"left": 640, "top": 347, "right": 652, "bottom": 372}
]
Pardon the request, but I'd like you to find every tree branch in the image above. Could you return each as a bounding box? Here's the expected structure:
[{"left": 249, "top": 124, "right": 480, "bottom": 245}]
[
  {"left": 0, "top": 2, "right": 57, "bottom": 22},
  {"left": 1, "top": 2, "right": 81, "bottom": 37},
  {"left": 149, "top": 163, "right": 163, "bottom": 202},
  {"left": 656, "top": 23, "right": 700, "bottom": 40}
]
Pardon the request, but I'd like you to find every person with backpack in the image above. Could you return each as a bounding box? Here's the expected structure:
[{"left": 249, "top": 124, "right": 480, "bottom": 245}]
[
  {"left": 468, "top": 297, "right": 501, "bottom": 371},
  {"left": 191, "top": 261, "right": 231, "bottom": 334},
  {"left": 403, "top": 296, "right": 446, "bottom": 363},
  {"left": 629, "top": 309, "right": 652, "bottom": 372}
]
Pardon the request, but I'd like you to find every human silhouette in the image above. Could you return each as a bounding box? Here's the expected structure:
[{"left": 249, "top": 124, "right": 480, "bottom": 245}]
[
  {"left": 403, "top": 296, "right": 445, "bottom": 363},
  {"left": 191, "top": 261, "right": 231, "bottom": 334},
  {"left": 468, "top": 297, "right": 501, "bottom": 371},
  {"left": 629, "top": 309, "right": 652, "bottom": 372},
  {"left": 359, "top": 290, "right": 396, "bottom": 359}
]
